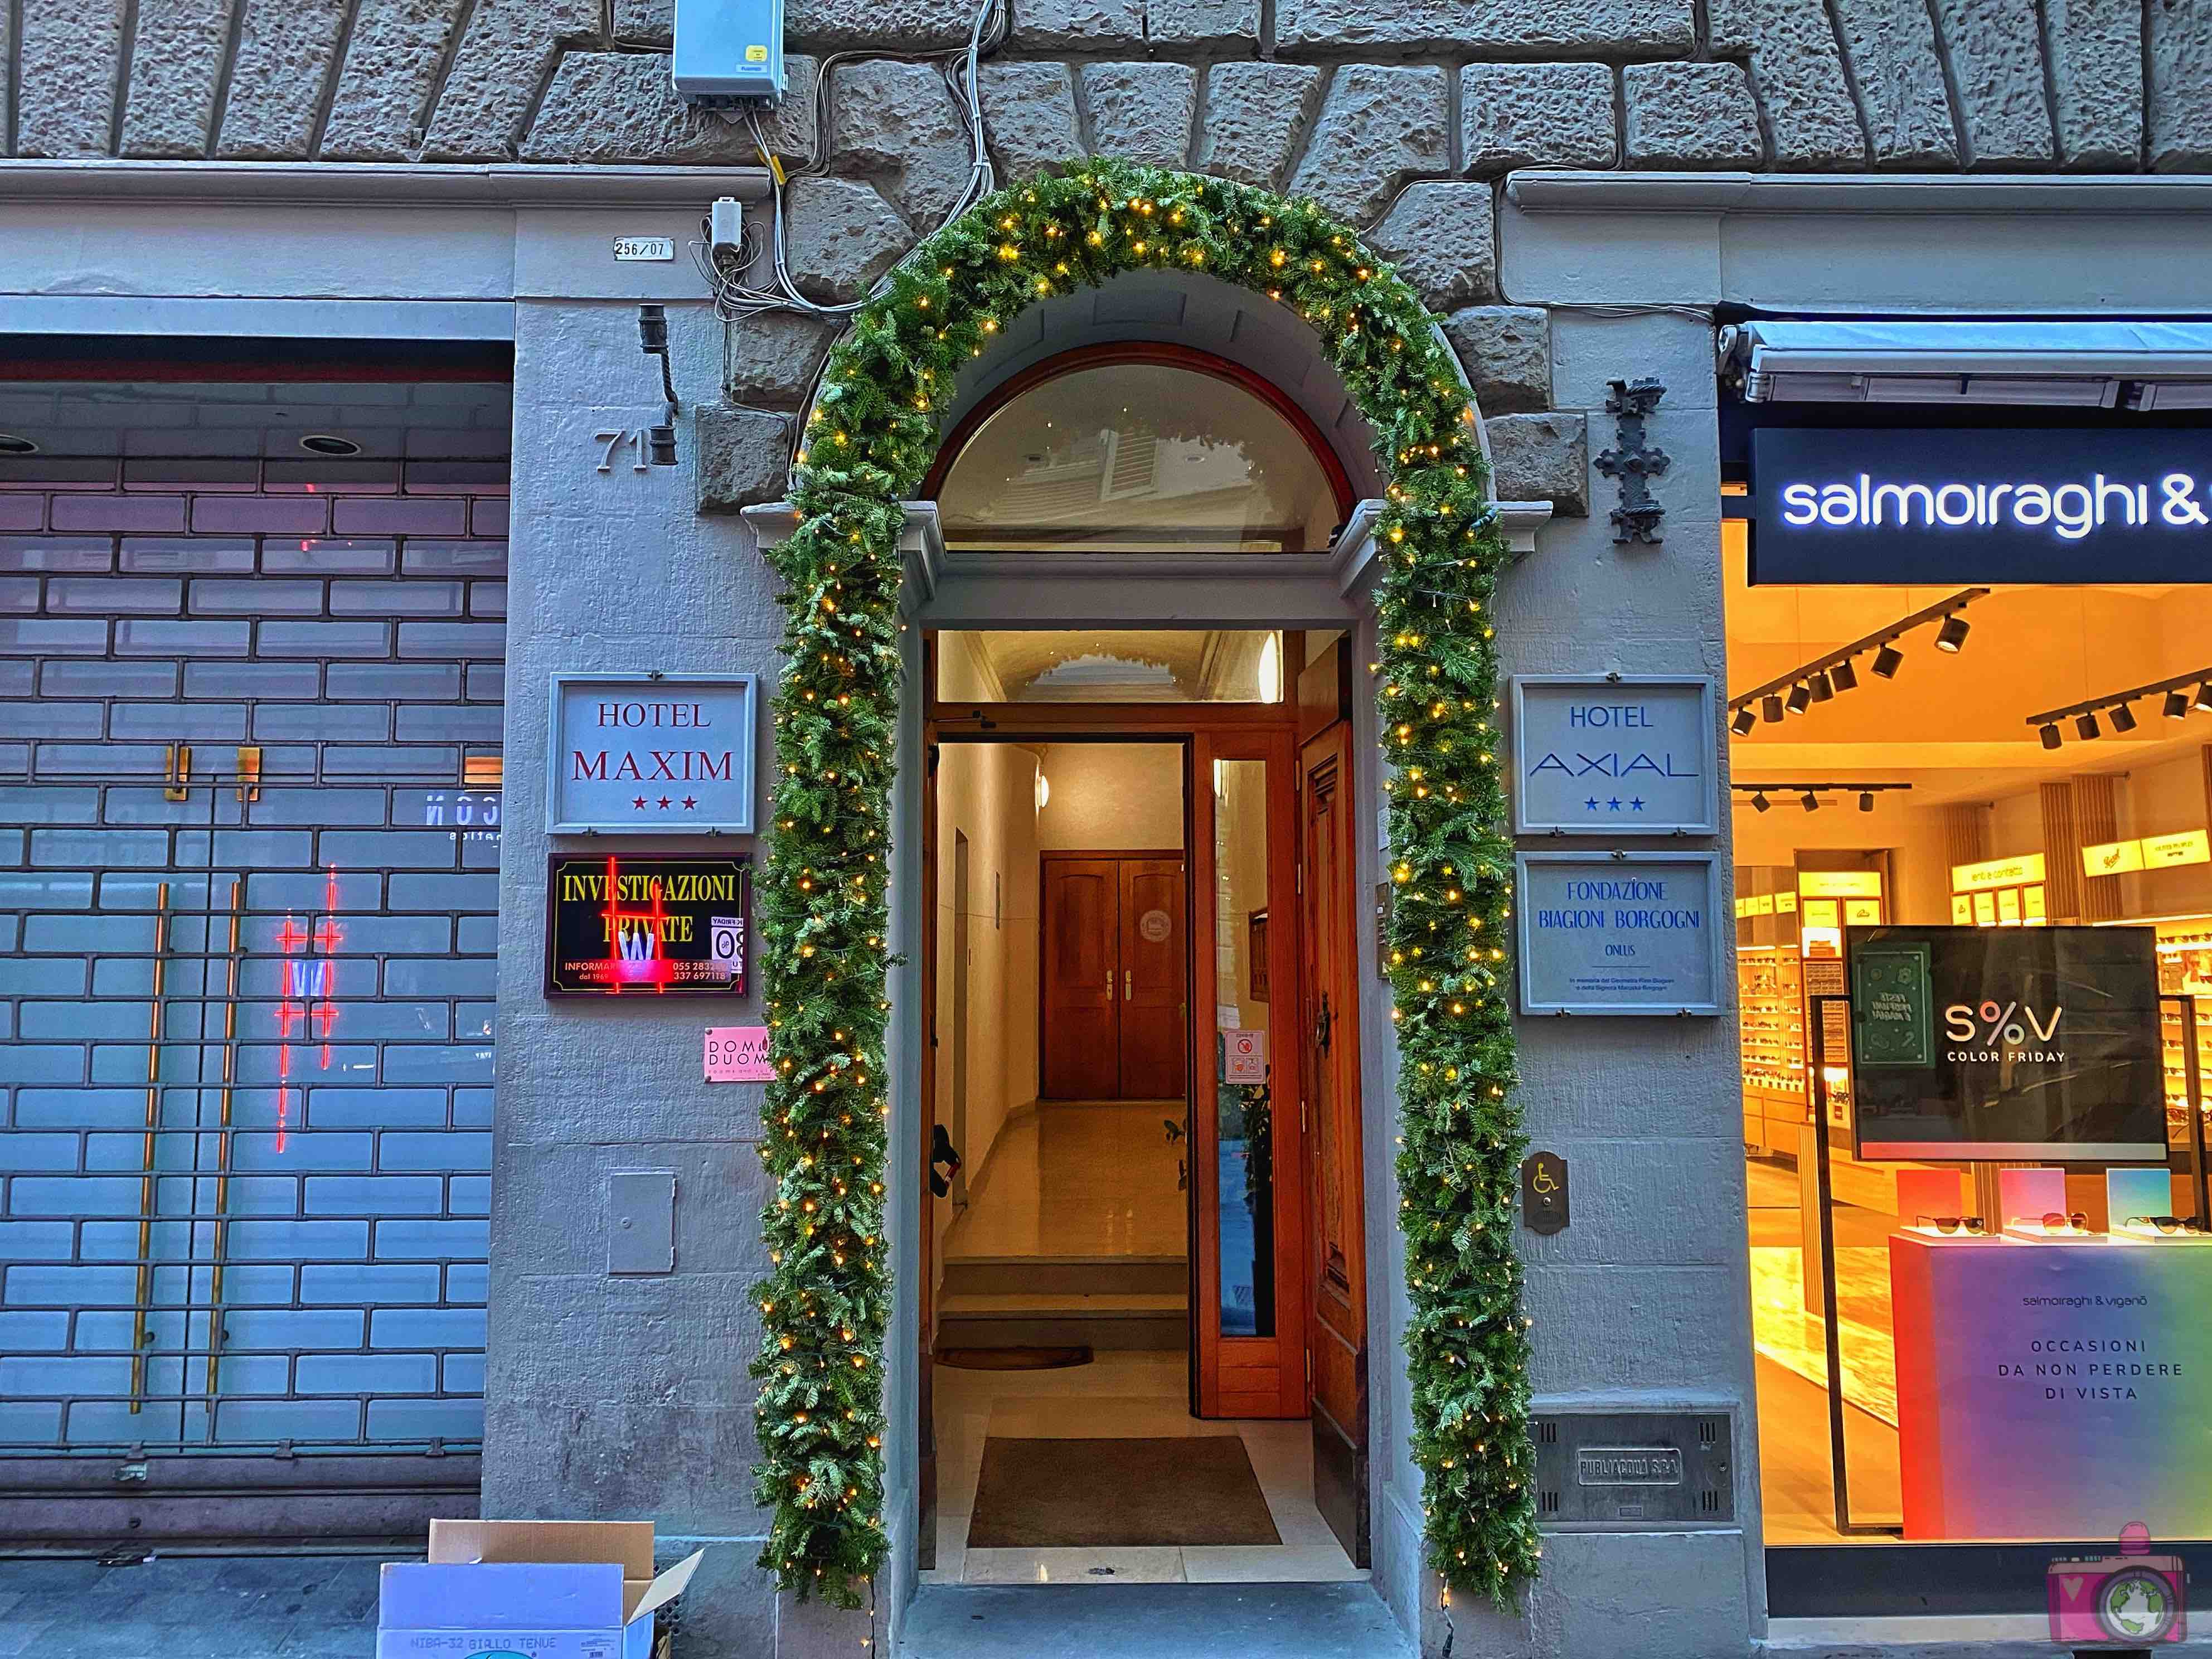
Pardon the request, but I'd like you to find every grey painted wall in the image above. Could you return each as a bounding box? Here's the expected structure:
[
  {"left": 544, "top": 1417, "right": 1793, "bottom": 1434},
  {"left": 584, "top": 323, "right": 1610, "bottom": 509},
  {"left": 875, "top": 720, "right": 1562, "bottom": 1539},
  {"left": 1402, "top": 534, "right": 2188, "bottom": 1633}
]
[{"left": 487, "top": 293, "right": 798, "bottom": 1651}]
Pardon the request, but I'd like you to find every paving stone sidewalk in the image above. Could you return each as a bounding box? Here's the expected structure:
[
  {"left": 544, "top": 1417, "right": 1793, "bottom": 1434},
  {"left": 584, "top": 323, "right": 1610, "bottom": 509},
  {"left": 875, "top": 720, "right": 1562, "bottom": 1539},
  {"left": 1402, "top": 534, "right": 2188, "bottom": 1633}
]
[{"left": 0, "top": 1555, "right": 383, "bottom": 1659}]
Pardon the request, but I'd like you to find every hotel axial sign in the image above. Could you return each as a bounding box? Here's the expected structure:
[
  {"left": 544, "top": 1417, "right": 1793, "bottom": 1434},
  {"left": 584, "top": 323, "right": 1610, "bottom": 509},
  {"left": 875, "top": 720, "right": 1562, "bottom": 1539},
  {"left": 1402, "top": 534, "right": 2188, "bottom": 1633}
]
[
  {"left": 1509, "top": 676, "right": 1718, "bottom": 836},
  {"left": 548, "top": 673, "right": 758, "bottom": 835},
  {"left": 1749, "top": 429, "right": 2212, "bottom": 584}
]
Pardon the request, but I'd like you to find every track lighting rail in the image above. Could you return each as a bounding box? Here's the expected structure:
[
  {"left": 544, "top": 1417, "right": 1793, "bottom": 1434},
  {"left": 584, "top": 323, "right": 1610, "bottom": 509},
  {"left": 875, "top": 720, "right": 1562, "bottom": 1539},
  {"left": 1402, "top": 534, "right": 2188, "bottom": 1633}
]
[
  {"left": 1730, "top": 781, "right": 1912, "bottom": 813},
  {"left": 1725, "top": 588, "right": 1990, "bottom": 730},
  {"left": 2024, "top": 664, "right": 2212, "bottom": 745}
]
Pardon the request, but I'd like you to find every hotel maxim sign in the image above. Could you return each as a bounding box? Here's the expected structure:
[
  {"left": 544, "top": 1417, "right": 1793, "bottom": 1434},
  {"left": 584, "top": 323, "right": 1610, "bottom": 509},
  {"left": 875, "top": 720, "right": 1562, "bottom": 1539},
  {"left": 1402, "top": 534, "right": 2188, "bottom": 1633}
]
[
  {"left": 547, "top": 673, "right": 759, "bottom": 835},
  {"left": 1749, "top": 428, "right": 2212, "bottom": 585}
]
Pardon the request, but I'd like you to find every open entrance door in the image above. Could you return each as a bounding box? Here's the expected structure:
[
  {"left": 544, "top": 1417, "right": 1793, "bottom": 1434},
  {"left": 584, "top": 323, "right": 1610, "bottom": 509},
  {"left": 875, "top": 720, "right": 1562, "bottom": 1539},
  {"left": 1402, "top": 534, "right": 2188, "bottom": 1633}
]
[
  {"left": 1300, "top": 722, "right": 1369, "bottom": 1564},
  {"left": 1190, "top": 730, "right": 1308, "bottom": 1419}
]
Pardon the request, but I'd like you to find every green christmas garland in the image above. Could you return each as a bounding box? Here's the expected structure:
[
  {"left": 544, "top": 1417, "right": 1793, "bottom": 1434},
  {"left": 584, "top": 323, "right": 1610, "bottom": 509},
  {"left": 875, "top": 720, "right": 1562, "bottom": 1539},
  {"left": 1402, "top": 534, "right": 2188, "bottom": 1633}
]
[{"left": 752, "top": 156, "right": 1538, "bottom": 1611}]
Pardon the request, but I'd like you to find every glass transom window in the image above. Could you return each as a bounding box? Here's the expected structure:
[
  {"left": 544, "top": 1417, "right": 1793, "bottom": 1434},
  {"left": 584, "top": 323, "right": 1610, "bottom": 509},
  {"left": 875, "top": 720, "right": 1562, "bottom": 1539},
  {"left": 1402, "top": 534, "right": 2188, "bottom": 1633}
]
[{"left": 936, "top": 357, "right": 1343, "bottom": 555}]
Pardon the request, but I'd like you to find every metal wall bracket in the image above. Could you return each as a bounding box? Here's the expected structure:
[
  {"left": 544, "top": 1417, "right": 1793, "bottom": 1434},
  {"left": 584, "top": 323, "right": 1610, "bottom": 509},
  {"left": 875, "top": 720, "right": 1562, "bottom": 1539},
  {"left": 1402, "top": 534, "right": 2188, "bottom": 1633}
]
[
  {"left": 162, "top": 744, "right": 193, "bottom": 801},
  {"left": 234, "top": 746, "right": 261, "bottom": 802},
  {"left": 1596, "top": 378, "right": 1670, "bottom": 546}
]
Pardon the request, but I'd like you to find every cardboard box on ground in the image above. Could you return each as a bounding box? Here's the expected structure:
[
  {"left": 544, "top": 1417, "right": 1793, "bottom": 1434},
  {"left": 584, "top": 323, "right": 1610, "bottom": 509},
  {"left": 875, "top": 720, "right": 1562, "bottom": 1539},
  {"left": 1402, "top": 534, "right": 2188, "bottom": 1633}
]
[{"left": 377, "top": 1519, "right": 704, "bottom": 1659}]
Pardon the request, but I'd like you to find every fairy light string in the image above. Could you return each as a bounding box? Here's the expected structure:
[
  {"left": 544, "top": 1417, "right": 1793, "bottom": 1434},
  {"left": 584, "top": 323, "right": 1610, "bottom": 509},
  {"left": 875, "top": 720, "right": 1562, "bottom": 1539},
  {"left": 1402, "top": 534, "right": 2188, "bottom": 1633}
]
[{"left": 753, "top": 156, "right": 1538, "bottom": 1610}]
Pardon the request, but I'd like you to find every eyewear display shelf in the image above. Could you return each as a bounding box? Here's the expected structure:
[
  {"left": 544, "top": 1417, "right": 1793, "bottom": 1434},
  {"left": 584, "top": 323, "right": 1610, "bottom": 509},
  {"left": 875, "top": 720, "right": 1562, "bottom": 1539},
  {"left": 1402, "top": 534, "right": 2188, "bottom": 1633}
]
[
  {"left": 1740, "top": 945, "right": 1807, "bottom": 1156},
  {"left": 2157, "top": 919, "right": 2212, "bottom": 1189},
  {"left": 1891, "top": 1227, "right": 2212, "bottom": 1542}
]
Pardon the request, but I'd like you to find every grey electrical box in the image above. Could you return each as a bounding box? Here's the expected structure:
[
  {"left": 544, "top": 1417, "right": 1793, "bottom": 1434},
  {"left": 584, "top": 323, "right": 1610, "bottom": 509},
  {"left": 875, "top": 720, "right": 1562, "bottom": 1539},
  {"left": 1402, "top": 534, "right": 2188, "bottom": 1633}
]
[
  {"left": 1531, "top": 1411, "right": 1734, "bottom": 1529},
  {"left": 607, "top": 1171, "right": 677, "bottom": 1275},
  {"left": 673, "top": 0, "right": 787, "bottom": 104}
]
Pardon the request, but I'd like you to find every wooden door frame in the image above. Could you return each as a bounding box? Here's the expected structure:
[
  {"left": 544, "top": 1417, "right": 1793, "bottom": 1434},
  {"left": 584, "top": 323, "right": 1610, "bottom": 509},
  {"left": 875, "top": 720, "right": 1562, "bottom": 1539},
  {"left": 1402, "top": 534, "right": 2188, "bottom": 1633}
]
[
  {"left": 1037, "top": 848, "right": 1184, "bottom": 1102},
  {"left": 918, "top": 682, "right": 1325, "bottom": 1456},
  {"left": 1299, "top": 719, "right": 1370, "bottom": 1560},
  {"left": 1191, "top": 725, "right": 1309, "bottom": 1418}
]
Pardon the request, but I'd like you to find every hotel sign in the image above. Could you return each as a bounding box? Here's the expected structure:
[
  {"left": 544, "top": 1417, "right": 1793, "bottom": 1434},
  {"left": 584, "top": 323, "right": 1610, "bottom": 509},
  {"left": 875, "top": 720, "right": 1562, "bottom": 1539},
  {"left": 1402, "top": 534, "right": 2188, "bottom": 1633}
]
[
  {"left": 1749, "top": 428, "right": 2212, "bottom": 584},
  {"left": 1509, "top": 676, "right": 1718, "bottom": 836},
  {"left": 548, "top": 673, "right": 758, "bottom": 835}
]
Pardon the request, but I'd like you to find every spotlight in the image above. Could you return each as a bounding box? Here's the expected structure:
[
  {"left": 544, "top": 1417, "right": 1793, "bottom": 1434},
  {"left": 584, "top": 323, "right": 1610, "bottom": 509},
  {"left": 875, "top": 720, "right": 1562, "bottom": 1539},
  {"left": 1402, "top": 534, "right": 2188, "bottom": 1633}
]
[
  {"left": 1752, "top": 792, "right": 1770, "bottom": 814},
  {"left": 299, "top": 434, "right": 361, "bottom": 457},
  {"left": 1801, "top": 790, "right": 1820, "bottom": 812},
  {"left": 2039, "top": 722, "right": 2063, "bottom": 750},
  {"left": 1808, "top": 670, "right": 1835, "bottom": 703},
  {"left": 1936, "top": 614, "right": 1971, "bottom": 653},
  {"left": 2074, "top": 710, "right": 2101, "bottom": 741},
  {"left": 1873, "top": 643, "right": 1904, "bottom": 679},
  {"left": 1859, "top": 791, "right": 1875, "bottom": 813},
  {"left": 1731, "top": 706, "right": 1758, "bottom": 736},
  {"left": 0, "top": 434, "right": 35, "bottom": 455},
  {"left": 1830, "top": 659, "right": 1859, "bottom": 693},
  {"left": 2111, "top": 702, "right": 2138, "bottom": 733},
  {"left": 1761, "top": 692, "right": 1784, "bottom": 724},
  {"left": 1786, "top": 683, "right": 1811, "bottom": 716},
  {"left": 2196, "top": 681, "right": 2212, "bottom": 713},
  {"left": 2166, "top": 689, "right": 2191, "bottom": 720}
]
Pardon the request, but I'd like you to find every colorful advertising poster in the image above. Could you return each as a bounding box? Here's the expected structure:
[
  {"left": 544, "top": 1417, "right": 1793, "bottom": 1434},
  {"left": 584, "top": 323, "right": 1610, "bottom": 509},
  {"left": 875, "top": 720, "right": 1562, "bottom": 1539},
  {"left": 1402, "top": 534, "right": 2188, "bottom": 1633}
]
[
  {"left": 1847, "top": 925, "right": 2164, "bottom": 1160},
  {"left": 1891, "top": 1234, "right": 2212, "bottom": 1540},
  {"left": 545, "top": 855, "right": 750, "bottom": 996}
]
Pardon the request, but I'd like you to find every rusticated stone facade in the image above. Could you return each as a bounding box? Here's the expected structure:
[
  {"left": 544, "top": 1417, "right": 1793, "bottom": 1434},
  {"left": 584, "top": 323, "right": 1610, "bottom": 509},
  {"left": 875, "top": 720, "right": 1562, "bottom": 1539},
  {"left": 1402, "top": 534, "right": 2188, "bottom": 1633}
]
[
  {"left": 13, "top": 0, "right": 2203, "bottom": 525},
  {"left": 7, "top": 0, "right": 2207, "bottom": 177}
]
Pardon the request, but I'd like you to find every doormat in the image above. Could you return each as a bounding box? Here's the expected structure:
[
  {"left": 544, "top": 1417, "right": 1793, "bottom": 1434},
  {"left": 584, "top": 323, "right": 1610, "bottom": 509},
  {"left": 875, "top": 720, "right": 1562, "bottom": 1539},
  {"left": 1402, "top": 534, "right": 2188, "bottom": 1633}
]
[
  {"left": 967, "top": 1436, "right": 1281, "bottom": 1548},
  {"left": 936, "top": 1346, "right": 1094, "bottom": 1371}
]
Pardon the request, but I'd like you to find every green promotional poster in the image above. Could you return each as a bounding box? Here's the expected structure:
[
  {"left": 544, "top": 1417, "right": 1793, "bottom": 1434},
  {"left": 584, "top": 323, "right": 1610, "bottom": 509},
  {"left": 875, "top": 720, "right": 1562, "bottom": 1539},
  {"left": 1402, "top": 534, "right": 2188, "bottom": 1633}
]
[{"left": 1851, "top": 940, "right": 1934, "bottom": 1068}]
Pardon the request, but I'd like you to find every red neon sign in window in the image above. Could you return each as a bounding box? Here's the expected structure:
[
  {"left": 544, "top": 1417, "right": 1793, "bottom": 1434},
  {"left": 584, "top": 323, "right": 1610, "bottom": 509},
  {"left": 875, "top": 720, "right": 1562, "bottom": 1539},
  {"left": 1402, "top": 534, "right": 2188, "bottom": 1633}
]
[
  {"left": 601, "top": 853, "right": 674, "bottom": 991},
  {"left": 271, "top": 866, "right": 345, "bottom": 1151}
]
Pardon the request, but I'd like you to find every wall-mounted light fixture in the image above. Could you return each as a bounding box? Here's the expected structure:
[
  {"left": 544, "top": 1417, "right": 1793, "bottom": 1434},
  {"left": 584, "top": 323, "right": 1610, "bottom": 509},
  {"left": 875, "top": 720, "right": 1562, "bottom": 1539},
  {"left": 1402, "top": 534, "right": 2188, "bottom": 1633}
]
[
  {"left": 639, "top": 304, "right": 680, "bottom": 467},
  {"left": 1258, "top": 633, "right": 1283, "bottom": 704}
]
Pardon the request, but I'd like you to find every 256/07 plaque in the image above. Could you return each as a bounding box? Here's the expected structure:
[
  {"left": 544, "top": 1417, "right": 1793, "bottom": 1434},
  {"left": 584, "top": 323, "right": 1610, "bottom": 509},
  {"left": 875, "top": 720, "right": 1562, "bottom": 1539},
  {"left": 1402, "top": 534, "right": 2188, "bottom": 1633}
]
[{"left": 545, "top": 854, "right": 751, "bottom": 996}]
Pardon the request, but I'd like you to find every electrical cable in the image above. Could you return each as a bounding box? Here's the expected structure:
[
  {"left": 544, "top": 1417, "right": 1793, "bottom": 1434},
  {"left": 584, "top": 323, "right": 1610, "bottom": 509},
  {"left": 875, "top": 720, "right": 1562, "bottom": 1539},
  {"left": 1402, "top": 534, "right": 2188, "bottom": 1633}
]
[{"left": 689, "top": 0, "right": 1007, "bottom": 326}]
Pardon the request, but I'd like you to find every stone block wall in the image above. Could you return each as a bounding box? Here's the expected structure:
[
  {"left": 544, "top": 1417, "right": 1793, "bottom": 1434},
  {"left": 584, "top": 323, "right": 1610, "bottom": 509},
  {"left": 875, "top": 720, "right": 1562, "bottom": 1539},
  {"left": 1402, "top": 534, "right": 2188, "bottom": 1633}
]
[
  {"left": 3, "top": 0, "right": 2203, "bottom": 175},
  {"left": 6, "top": 0, "right": 2204, "bottom": 530}
]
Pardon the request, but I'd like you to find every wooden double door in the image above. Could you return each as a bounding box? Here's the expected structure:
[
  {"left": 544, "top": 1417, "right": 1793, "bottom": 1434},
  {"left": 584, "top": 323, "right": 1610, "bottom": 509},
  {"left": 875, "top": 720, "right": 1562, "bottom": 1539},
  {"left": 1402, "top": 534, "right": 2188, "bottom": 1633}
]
[{"left": 1039, "top": 853, "right": 1186, "bottom": 1100}]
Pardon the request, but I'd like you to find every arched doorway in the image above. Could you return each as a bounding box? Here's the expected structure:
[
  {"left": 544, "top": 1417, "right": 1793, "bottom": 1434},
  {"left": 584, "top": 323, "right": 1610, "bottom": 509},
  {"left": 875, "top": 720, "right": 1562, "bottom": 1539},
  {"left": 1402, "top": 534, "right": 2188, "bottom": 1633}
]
[
  {"left": 744, "top": 158, "right": 1539, "bottom": 1638},
  {"left": 909, "top": 337, "right": 1374, "bottom": 1592}
]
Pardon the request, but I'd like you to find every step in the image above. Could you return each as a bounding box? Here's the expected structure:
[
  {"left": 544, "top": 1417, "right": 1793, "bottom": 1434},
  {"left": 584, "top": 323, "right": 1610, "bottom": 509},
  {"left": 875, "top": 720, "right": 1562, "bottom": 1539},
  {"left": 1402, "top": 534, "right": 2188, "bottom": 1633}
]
[
  {"left": 900, "top": 1584, "right": 1412, "bottom": 1659},
  {"left": 935, "top": 1289, "right": 1189, "bottom": 1352},
  {"left": 941, "top": 1254, "right": 1187, "bottom": 1299}
]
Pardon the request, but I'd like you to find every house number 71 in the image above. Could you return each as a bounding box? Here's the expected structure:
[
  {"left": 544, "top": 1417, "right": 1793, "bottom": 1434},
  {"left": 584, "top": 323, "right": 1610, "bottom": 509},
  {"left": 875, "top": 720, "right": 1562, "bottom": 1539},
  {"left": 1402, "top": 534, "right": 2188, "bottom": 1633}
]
[{"left": 594, "top": 429, "right": 654, "bottom": 473}]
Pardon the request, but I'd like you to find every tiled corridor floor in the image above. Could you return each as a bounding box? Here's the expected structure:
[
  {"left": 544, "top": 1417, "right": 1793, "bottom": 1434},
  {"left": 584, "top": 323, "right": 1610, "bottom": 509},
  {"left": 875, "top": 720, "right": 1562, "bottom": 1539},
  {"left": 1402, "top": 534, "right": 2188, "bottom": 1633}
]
[{"left": 944, "top": 1099, "right": 1188, "bottom": 1261}]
